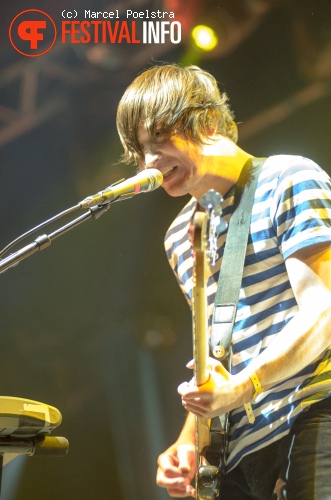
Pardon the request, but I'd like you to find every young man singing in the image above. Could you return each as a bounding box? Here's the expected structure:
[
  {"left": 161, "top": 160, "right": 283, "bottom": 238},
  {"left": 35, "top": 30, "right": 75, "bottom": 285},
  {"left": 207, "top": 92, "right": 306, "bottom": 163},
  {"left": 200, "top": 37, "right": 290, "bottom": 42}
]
[{"left": 116, "top": 64, "right": 331, "bottom": 499}]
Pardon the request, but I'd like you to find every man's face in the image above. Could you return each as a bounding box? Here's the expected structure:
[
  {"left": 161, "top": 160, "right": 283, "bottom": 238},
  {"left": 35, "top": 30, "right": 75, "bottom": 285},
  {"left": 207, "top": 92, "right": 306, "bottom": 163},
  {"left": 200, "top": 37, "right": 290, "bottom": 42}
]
[{"left": 137, "top": 124, "right": 202, "bottom": 198}]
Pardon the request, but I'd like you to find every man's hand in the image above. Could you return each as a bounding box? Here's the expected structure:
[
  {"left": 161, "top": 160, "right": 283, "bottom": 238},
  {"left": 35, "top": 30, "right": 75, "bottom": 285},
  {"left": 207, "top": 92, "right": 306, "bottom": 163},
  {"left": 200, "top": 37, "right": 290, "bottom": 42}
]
[
  {"left": 156, "top": 443, "right": 196, "bottom": 498},
  {"left": 178, "top": 358, "right": 252, "bottom": 419}
]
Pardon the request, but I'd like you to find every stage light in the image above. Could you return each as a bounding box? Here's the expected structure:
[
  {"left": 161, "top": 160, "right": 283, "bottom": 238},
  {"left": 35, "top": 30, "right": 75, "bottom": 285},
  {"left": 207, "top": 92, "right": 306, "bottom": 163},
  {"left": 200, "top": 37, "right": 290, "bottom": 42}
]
[{"left": 191, "top": 25, "right": 218, "bottom": 51}]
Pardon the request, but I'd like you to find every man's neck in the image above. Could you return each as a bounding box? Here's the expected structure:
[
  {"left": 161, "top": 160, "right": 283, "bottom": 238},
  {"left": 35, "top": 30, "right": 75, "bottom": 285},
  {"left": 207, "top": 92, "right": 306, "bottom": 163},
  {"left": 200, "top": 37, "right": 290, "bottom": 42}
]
[{"left": 189, "top": 136, "right": 253, "bottom": 201}]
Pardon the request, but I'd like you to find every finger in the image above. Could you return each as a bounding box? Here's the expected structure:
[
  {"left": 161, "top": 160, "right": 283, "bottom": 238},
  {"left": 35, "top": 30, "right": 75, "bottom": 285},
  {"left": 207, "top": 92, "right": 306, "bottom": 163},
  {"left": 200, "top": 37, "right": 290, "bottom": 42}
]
[
  {"left": 180, "top": 388, "right": 210, "bottom": 400},
  {"left": 178, "top": 382, "right": 200, "bottom": 397},
  {"left": 167, "top": 486, "right": 196, "bottom": 498},
  {"left": 167, "top": 485, "right": 196, "bottom": 499},
  {"left": 167, "top": 487, "right": 191, "bottom": 498},
  {"left": 157, "top": 460, "right": 182, "bottom": 478},
  {"left": 185, "top": 359, "right": 194, "bottom": 369},
  {"left": 178, "top": 382, "right": 189, "bottom": 397},
  {"left": 181, "top": 397, "right": 205, "bottom": 408},
  {"left": 156, "top": 472, "right": 189, "bottom": 488},
  {"left": 179, "top": 377, "right": 218, "bottom": 398},
  {"left": 177, "top": 444, "right": 195, "bottom": 475},
  {"left": 182, "top": 404, "right": 210, "bottom": 419},
  {"left": 166, "top": 481, "right": 196, "bottom": 498},
  {"left": 181, "top": 397, "right": 215, "bottom": 418},
  {"left": 157, "top": 452, "right": 184, "bottom": 477},
  {"left": 186, "top": 484, "right": 196, "bottom": 498}
]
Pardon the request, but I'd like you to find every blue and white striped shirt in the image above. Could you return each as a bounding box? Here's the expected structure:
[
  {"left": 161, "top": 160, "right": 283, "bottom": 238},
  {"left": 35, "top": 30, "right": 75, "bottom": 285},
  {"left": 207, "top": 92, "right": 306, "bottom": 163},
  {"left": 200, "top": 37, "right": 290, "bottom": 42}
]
[{"left": 164, "top": 155, "right": 331, "bottom": 471}]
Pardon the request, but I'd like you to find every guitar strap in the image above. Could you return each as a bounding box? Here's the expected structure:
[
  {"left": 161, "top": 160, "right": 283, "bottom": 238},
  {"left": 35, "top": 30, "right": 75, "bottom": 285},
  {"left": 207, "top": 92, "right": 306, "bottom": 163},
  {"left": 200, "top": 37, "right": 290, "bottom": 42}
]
[{"left": 210, "top": 157, "right": 267, "bottom": 360}]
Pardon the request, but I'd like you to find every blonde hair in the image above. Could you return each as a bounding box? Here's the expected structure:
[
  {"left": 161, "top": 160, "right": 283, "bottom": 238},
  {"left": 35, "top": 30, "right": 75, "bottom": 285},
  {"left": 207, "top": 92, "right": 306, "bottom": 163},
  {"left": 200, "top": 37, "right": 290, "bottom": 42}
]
[{"left": 116, "top": 64, "right": 238, "bottom": 163}]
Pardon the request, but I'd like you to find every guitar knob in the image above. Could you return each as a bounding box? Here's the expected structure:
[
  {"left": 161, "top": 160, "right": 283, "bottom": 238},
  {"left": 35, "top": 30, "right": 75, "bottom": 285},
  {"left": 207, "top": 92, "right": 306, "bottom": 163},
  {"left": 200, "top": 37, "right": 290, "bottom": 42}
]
[{"left": 213, "top": 345, "right": 225, "bottom": 359}]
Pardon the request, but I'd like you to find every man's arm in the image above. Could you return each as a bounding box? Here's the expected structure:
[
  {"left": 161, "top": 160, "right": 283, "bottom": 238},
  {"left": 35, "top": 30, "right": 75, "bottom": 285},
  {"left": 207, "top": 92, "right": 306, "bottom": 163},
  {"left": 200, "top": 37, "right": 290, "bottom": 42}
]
[
  {"left": 248, "top": 242, "right": 331, "bottom": 390},
  {"left": 179, "top": 242, "right": 331, "bottom": 419}
]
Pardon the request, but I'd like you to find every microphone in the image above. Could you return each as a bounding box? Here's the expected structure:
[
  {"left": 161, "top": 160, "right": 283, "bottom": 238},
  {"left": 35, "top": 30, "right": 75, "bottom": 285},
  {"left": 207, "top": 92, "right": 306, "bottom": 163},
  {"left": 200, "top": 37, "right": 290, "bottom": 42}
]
[{"left": 79, "top": 168, "right": 163, "bottom": 209}]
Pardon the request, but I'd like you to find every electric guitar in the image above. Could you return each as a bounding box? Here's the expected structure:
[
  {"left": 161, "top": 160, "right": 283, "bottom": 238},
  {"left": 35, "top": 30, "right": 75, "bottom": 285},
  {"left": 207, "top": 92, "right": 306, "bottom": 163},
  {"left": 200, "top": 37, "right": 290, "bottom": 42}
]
[{"left": 190, "top": 190, "right": 228, "bottom": 500}]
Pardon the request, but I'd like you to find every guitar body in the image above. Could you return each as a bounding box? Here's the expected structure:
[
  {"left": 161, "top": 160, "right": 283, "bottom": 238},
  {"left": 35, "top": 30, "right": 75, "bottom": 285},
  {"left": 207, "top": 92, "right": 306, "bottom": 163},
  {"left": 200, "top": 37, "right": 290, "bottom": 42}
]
[{"left": 191, "top": 203, "right": 226, "bottom": 500}]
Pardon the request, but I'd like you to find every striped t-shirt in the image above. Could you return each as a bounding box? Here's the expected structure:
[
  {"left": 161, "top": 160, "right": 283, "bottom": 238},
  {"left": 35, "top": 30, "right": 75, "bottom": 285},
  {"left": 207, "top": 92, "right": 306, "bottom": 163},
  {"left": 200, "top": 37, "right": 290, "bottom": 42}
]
[{"left": 164, "top": 155, "right": 331, "bottom": 472}]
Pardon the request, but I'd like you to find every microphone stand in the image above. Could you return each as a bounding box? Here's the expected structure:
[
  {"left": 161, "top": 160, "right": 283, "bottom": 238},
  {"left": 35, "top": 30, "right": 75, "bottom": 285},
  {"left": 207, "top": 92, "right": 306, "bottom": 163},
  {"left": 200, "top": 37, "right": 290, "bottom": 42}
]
[
  {"left": 0, "top": 203, "right": 112, "bottom": 274},
  {"left": 0, "top": 169, "right": 163, "bottom": 273}
]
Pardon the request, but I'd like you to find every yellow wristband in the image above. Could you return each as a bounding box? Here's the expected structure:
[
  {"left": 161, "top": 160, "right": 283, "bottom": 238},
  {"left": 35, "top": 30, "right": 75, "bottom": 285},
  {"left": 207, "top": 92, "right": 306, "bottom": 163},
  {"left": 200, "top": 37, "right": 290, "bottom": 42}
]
[
  {"left": 244, "top": 372, "right": 263, "bottom": 425},
  {"left": 249, "top": 372, "right": 263, "bottom": 400}
]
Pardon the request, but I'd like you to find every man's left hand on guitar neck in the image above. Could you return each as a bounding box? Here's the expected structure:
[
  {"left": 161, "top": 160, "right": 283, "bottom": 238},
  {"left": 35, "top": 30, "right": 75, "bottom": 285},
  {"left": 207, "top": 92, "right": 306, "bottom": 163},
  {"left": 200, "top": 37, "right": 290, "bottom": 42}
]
[{"left": 178, "top": 357, "right": 255, "bottom": 420}]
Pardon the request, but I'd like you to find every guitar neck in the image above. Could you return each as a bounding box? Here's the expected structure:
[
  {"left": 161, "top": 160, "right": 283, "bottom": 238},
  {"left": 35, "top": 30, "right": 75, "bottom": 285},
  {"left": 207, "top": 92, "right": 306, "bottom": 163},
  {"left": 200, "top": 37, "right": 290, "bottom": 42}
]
[
  {"left": 191, "top": 210, "right": 210, "bottom": 387},
  {"left": 190, "top": 195, "right": 226, "bottom": 500},
  {"left": 193, "top": 246, "right": 209, "bottom": 386}
]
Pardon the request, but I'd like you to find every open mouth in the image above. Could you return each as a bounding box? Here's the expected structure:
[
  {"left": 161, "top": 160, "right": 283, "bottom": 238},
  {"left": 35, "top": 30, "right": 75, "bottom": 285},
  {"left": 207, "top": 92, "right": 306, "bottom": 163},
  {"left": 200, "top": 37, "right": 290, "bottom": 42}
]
[{"left": 163, "top": 166, "right": 177, "bottom": 179}]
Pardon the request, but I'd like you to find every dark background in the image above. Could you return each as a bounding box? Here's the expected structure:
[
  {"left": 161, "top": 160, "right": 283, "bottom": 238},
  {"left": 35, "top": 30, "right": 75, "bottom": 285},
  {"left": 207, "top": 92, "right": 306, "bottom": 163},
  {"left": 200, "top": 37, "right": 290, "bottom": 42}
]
[{"left": 0, "top": 0, "right": 330, "bottom": 498}]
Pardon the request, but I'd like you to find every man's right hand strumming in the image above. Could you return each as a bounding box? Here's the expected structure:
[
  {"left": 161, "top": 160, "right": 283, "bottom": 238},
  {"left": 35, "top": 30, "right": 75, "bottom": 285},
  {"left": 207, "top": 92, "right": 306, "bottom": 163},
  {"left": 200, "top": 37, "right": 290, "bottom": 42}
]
[{"left": 156, "top": 441, "right": 196, "bottom": 498}]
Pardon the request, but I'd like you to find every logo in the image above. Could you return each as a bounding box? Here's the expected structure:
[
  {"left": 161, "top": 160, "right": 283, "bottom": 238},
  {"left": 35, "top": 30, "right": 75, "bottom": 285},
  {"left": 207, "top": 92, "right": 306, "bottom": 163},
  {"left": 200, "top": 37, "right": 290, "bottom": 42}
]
[{"left": 9, "top": 10, "right": 57, "bottom": 57}]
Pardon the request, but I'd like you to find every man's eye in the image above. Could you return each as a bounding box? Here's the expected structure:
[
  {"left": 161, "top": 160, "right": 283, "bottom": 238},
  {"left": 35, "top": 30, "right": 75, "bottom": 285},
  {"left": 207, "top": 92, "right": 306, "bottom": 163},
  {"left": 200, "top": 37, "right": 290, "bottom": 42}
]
[{"left": 154, "top": 130, "right": 164, "bottom": 139}]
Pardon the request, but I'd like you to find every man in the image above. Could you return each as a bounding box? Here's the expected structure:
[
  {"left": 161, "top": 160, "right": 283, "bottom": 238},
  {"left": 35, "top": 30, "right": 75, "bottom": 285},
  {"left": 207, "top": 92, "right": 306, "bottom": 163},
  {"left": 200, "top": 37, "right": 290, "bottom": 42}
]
[{"left": 116, "top": 64, "right": 331, "bottom": 499}]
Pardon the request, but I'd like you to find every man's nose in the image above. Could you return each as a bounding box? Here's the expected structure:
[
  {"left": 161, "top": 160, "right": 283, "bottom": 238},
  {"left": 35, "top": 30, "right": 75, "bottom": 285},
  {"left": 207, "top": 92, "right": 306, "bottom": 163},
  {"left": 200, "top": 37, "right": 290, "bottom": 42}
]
[{"left": 144, "top": 152, "right": 159, "bottom": 168}]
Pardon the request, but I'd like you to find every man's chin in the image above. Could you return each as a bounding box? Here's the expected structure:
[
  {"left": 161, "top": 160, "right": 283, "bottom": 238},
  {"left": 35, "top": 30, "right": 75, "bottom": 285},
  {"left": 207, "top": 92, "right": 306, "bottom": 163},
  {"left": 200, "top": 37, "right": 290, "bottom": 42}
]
[{"left": 162, "top": 185, "right": 189, "bottom": 198}]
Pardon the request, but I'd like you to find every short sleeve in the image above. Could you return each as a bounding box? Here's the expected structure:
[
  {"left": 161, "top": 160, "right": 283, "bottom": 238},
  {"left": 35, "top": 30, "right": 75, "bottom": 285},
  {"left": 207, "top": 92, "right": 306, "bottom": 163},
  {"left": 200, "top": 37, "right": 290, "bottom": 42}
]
[{"left": 269, "top": 158, "right": 331, "bottom": 260}]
